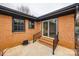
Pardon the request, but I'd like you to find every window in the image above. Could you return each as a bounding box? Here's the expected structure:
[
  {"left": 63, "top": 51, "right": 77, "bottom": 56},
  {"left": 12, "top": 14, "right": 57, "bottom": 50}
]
[
  {"left": 12, "top": 17, "right": 25, "bottom": 32},
  {"left": 29, "top": 21, "right": 35, "bottom": 29},
  {"left": 42, "top": 18, "right": 57, "bottom": 38}
]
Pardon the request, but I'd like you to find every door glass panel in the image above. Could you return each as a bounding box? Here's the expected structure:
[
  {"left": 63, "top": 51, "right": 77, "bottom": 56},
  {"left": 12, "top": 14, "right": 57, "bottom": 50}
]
[
  {"left": 43, "top": 21, "right": 48, "bottom": 36},
  {"left": 49, "top": 19, "right": 56, "bottom": 38}
]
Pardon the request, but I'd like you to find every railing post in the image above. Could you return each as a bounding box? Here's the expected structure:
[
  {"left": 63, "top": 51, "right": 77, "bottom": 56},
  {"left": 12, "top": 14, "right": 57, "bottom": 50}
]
[{"left": 53, "top": 34, "right": 59, "bottom": 55}]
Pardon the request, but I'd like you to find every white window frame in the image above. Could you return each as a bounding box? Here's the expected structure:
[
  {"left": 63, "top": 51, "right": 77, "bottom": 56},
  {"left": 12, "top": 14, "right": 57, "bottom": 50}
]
[
  {"left": 42, "top": 18, "right": 57, "bottom": 39},
  {"left": 42, "top": 20, "right": 49, "bottom": 37}
]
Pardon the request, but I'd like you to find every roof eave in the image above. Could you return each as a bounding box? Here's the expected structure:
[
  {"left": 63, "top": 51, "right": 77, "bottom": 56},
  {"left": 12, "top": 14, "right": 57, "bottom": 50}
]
[
  {"left": 38, "top": 3, "right": 79, "bottom": 20},
  {"left": 0, "top": 5, "right": 38, "bottom": 21}
]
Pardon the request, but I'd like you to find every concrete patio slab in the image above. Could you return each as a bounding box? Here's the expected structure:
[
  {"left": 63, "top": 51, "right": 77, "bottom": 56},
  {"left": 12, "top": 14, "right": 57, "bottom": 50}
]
[{"left": 4, "top": 42, "right": 75, "bottom": 56}]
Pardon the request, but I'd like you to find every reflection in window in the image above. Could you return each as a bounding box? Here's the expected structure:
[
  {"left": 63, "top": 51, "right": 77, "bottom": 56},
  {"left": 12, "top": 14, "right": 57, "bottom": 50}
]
[
  {"left": 43, "top": 21, "right": 48, "bottom": 36},
  {"left": 12, "top": 18, "right": 25, "bottom": 32},
  {"left": 29, "top": 21, "right": 35, "bottom": 29},
  {"left": 42, "top": 18, "right": 57, "bottom": 38},
  {"left": 49, "top": 19, "right": 56, "bottom": 38}
]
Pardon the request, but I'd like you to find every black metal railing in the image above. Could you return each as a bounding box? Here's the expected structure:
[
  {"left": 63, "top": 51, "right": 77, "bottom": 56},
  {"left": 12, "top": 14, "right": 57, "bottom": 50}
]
[
  {"left": 33, "top": 31, "right": 42, "bottom": 43},
  {"left": 0, "top": 48, "right": 8, "bottom": 56},
  {"left": 53, "top": 34, "right": 59, "bottom": 55}
]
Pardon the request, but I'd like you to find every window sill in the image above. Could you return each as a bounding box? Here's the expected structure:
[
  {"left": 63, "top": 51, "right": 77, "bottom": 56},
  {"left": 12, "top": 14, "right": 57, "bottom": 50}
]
[{"left": 12, "top": 31, "right": 25, "bottom": 34}]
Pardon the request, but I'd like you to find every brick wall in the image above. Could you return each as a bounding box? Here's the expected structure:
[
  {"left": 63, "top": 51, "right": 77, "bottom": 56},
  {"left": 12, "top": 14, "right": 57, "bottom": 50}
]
[
  {"left": 58, "top": 14, "right": 75, "bottom": 49},
  {"left": 0, "top": 14, "right": 41, "bottom": 49}
]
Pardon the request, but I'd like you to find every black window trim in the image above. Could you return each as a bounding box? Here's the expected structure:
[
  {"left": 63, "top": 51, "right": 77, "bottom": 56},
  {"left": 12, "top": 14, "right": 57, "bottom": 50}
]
[
  {"left": 28, "top": 20, "right": 35, "bottom": 29},
  {"left": 12, "top": 17, "right": 25, "bottom": 32}
]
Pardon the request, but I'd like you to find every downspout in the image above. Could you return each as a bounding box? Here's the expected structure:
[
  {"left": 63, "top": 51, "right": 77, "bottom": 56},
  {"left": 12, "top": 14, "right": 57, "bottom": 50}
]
[{"left": 75, "top": 5, "right": 79, "bottom": 56}]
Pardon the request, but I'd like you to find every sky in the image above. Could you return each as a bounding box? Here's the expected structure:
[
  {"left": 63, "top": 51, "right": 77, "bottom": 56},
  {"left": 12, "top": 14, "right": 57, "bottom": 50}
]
[{"left": 0, "top": 3, "right": 73, "bottom": 17}]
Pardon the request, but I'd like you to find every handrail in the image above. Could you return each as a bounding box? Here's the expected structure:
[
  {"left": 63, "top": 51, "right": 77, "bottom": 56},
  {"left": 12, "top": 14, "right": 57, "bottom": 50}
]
[
  {"left": 53, "top": 33, "right": 59, "bottom": 55},
  {"left": 0, "top": 48, "right": 8, "bottom": 56},
  {"left": 33, "top": 31, "right": 42, "bottom": 43}
]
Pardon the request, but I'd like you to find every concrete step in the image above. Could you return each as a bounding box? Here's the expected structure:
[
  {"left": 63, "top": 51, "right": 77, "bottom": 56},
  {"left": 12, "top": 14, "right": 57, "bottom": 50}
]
[
  {"left": 41, "top": 37, "right": 53, "bottom": 43},
  {"left": 38, "top": 39, "right": 53, "bottom": 48}
]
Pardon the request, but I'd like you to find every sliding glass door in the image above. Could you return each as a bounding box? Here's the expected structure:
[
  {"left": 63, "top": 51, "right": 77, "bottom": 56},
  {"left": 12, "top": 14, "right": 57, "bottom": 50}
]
[{"left": 42, "top": 18, "right": 57, "bottom": 38}]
